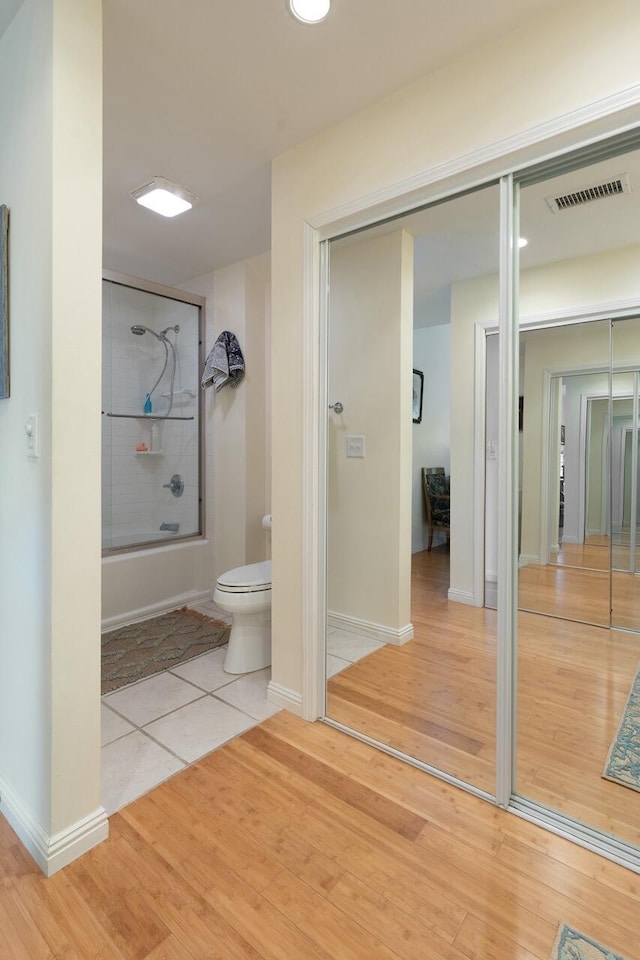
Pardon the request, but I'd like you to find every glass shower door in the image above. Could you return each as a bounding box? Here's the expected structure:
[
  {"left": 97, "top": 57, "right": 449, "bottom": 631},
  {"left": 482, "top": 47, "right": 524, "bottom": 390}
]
[{"left": 102, "top": 276, "right": 203, "bottom": 553}]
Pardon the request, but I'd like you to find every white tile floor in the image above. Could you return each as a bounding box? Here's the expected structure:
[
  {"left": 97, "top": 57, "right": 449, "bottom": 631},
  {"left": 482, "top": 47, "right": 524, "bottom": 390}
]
[{"left": 101, "top": 604, "right": 383, "bottom": 815}]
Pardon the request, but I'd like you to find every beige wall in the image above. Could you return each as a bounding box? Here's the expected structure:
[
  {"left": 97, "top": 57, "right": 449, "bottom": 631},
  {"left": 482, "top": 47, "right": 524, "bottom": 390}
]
[
  {"left": 328, "top": 230, "right": 413, "bottom": 631},
  {"left": 0, "top": 0, "right": 103, "bottom": 867},
  {"left": 452, "top": 244, "right": 640, "bottom": 571},
  {"left": 188, "top": 252, "right": 271, "bottom": 583},
  {"left": 271, "top": 0, "right": 640, "bottom": 701},
  {"left": 520, "top": 323, "right": 611, "bottom": 560}
]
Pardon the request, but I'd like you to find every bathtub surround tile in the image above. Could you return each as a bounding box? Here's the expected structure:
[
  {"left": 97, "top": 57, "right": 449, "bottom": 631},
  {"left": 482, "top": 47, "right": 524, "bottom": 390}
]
[
  {"left": 143, "top": 695, "right": 256, "bottom": 763},
  {"left": 101, "top": 730, "right": 185, "bottom": 815},
  {"left": 214, "top": 668, "right": 281, "bottom": 721},
  {"left": 169, "top": 645, "right": 233, "bottom": 692},
  {"left": 327, "top": 629, "right": 385, "bottom": 663},
  {"left": 101, "top": 703, "right": 136, "bottom": 746},
  {"left": 104, "top": 670, "right": 205, "bottom": 727}
]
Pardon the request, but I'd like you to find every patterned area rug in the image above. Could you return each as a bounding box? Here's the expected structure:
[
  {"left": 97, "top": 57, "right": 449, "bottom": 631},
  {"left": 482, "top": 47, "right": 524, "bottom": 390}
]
[
  {"left": 603, "top": 664, "right": 640, "bottom": 793},
  {"left": 550, "top": 923, "right": 628, "bottom": 960},
  {"left": 101, "top": 607, "right": 230, "bottom": 694}
]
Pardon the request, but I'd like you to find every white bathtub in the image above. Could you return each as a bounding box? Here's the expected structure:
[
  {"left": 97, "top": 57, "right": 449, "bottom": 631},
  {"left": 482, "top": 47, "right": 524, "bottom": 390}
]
[{"left": 101, "top": 537, "right": 214, "bottom": 630}]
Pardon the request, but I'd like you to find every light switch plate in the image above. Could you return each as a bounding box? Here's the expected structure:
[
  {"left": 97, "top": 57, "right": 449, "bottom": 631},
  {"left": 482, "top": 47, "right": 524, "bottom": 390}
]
[
  {"left": 25, "top": 414, "right": 39, "bottom": 459},
  {"left": 346, "top": 435, "right": 365, "bottom": 458}
]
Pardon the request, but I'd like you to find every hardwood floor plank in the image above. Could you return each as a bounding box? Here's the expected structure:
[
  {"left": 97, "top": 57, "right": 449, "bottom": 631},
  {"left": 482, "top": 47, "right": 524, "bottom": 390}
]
[
  {"left": 1, "top": 708, "right": 639, "bottom": 959},
  {"left": 327, "top": 547, "right": 640, "bottom": 847},
  {"left": 242, "top": 726, "right": 428, "bottom": 841},
  {"left": 453, "top": 913, "right": 547, "bottom": 960},
  {"left": 142, "top": 937, "right": 198, "bottom": 960},
  {"left": 14, "top": 872, "right": 128, "bottom": 960},
  {"left": 66, "top": 858, "right": 171, "bottom": 960},
  {"left": 325, "top": 871, "right": 469, "bottom": 960},
  {"left": 0, "top": 885, "right": 56, "bottom": 960},
  {"left": 261, "top": 868, "right": 412, "bottom": 960}
]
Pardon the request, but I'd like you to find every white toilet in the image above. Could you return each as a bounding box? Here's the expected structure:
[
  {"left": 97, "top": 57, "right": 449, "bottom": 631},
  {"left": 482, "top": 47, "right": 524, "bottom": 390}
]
[{"left": 214, "top": 559, "right": 272, "bottom": 674}]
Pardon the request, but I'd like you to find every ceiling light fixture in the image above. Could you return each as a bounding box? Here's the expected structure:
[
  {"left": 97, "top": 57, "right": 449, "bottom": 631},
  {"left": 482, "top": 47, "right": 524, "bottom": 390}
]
[
  {"left": 518, "top": 237, "right": 528, "bottom": 248},
  {"left": 130, "top": 176, "right": 198, "bottom": 218},
  {"left": 289, "top": 0, "right": 331, "bottom": 23}
]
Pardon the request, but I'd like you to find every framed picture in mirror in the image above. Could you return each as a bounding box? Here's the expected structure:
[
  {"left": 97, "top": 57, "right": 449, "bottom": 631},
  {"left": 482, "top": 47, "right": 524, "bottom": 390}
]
[{"left": 412, "top": 369, "right": 424, "bottom": 423}]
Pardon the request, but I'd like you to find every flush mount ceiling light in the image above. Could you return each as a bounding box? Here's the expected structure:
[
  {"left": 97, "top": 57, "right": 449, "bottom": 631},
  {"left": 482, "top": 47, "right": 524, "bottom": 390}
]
[
  {"left": 288, "top": 0, "right": 331, "bottom": 23},
  {"left": 130, "top": 176, "right": 198, "bottom": 218}
]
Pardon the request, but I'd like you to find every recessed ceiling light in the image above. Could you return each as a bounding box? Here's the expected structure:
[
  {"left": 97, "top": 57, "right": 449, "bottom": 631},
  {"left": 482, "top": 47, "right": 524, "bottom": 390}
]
[
  {"left": 518, "top": 237, "right": 528, "bottom": 248},
  {"left": 130, "top": 176, "right": 198, "bottom": 218},
  {"left": 289, "top": 0, "right": 331, "bottom": 23}
]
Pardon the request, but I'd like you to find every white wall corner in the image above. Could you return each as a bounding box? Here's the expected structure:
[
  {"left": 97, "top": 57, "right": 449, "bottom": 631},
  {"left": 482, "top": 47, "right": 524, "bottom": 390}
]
[
  {"left": 267, "top": 681, "right": 303, "bottom": 717},
  {"left": 0, "top": 775, "right": 108, "bottom": 876}
]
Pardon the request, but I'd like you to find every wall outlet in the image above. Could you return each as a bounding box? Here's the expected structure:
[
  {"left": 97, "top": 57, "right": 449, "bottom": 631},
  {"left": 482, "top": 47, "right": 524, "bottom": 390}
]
[{"left": 346, "top": 435, "right": 365, "bottom": 458}]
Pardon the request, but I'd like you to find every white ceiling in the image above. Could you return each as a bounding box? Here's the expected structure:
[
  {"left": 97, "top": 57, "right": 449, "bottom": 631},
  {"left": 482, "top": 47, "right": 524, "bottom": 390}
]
[
  {"left": 5, "top": 0, "right": 634, "bottom": 317},
  {"left": 101, "top": 0, "right": 558, "bottom": 285},
  {"left": 334, "top": 149, "right": 640, "bottom": 326}
]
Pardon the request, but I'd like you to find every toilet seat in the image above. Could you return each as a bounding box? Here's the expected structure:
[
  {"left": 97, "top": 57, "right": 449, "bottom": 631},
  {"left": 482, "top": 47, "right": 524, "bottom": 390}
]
[{"left": 216, "top": 560, "right": 271, "bottom": 594}]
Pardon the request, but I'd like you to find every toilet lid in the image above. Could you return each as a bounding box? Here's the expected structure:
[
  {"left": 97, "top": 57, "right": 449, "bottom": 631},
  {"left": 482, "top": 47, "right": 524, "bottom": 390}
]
[{"left": 217, "top": 560, "right": 271, "bottom": 592}]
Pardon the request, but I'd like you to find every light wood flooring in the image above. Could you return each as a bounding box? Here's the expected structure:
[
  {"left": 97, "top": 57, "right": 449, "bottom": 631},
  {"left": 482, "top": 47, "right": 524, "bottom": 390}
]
[
  {"left": 544, "top": 534, "right": 640, "bottom": 630},
  {"left": 2, "top": 710, "right": 640, "bottom": 959},
  {"left": 327, "top": 546, "right": 640, "bottom": 849}
]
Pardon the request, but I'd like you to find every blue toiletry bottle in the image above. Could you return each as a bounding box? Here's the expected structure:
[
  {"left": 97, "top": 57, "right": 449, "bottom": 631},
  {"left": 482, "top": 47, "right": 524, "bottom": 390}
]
[{"left": 144, "top": 393, "right": 152, "bottom": 414}]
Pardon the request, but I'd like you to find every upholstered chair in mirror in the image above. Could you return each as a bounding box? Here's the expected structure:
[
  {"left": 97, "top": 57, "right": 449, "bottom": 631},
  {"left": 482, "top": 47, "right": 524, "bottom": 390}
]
[{"left": 422, "top": 467, "right": 450, "bottom": 551}]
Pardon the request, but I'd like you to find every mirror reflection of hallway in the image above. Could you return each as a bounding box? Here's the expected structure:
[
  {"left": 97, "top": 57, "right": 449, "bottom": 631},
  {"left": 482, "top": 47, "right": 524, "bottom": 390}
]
[
  {"left": 518, "top": 322, "right": 611, "bottom": 627},
  {"left": 325, "top": 185, "right": 499, "bottom": 796},
  {"left": 611, "top": 316, "right": 640, "bottom": 631},
  {"left": 515, "top": 150, "right": 640, "bottom": 851}
]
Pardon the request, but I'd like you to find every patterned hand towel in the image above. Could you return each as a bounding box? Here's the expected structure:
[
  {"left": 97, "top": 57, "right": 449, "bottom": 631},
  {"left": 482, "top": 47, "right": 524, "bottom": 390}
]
[{"left": 201, "top": 330, "right": 245, "bottom": 391}]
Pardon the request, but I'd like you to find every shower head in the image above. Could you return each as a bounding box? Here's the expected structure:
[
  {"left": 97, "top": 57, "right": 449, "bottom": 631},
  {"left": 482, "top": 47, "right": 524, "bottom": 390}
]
[
  {"left": 130, "top": 324, "right": 162, "bottom": 340},
  {"left": 159, "top": 324, "right": 180, "bottom": 337}
]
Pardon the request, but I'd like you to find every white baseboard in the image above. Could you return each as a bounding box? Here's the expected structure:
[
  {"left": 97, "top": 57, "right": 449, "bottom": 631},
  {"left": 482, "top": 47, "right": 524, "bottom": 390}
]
[
  {"left": 518, "top": 554, "right": 540, "bottom": 567},
  {"left": 447, "top": 588, "right": 481, "bottom": 607},
  {"left": 0, "top": 775, "right": 108, "bottom": 876},
  {"left": 562, "top": 534, "right": 579, "bottom": 544},
  {"left": 101, "top": 588, "right": 212, "bottom": 632},
  {"left": 267, "top": 681, "right": 303, "bottom": 717},
  {"left": 327, "top": 611, "right": 413, "bottom": 645}
]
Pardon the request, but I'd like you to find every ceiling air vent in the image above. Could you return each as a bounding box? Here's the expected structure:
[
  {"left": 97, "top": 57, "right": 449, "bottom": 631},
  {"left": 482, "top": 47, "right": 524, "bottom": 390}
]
[{"left": 545, "top": 173, "right": 632, "bottom": 213}]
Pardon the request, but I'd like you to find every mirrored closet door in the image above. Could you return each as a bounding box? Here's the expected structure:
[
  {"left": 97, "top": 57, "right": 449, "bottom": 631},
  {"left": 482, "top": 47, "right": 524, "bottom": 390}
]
[
  {"left": 515, "top": 148, "right": 640, "bottom": 850},
  {"left": 324, "top": 185, "right": 500, "bottom": 798}
]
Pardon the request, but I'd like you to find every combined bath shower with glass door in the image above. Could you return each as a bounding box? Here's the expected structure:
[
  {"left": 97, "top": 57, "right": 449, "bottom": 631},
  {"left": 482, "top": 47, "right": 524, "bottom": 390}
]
[{"left": 102, "top": 273, "right": 204, "bottom": 553}]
